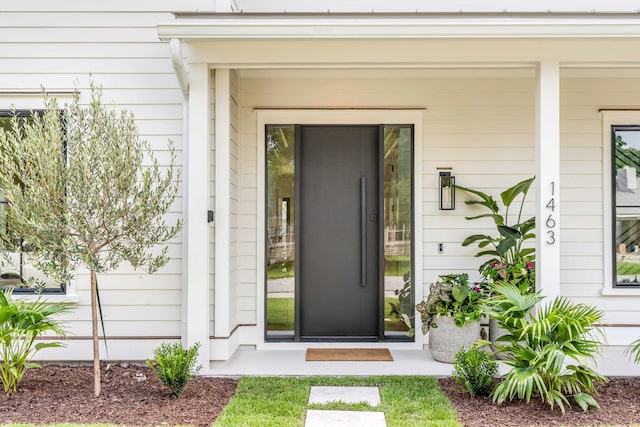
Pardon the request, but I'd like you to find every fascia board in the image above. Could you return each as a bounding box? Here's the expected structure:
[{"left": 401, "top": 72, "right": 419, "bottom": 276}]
[{"left": 158, "top": 17, "right": 640, "bottom": 41}]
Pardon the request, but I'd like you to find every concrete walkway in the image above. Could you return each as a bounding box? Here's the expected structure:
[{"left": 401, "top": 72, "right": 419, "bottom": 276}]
[{"left": 305, "top": 386, "right": 387, "bottom": 427}]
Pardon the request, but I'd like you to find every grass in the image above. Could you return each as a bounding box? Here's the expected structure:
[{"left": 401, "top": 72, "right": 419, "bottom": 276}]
[
  {"left": 266, "top": 297, "right": 409, "bottom": 333},
  {"left": 213, "top": 376, "right": 461, "bottom": 427}
]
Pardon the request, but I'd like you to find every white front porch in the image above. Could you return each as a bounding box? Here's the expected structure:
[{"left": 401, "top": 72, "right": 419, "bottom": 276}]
[{"left": 209, "top": 346, "right": 640, "bottom": 377}]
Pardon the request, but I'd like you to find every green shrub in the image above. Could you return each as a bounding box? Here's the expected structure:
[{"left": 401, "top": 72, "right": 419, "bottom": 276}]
[
  {"left": 452, "top": 344, "right": 498, "bottom": 396},
  {"left": 0, "top": 288, "right": 71, "bottom": 394},
  {"left": 486, "top": 283, "right": 607, "bottom": 414},
  {"left": 147, "top": 341, "right": 202, "bottom": 397}
]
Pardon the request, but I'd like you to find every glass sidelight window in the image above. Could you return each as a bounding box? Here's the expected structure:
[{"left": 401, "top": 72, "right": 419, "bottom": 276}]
[
  {"left": 266, "top": 126, "right": 296, "bottom": 337},
  {"left": 383, "top": 126, "right": 413, "bottom": 335}
]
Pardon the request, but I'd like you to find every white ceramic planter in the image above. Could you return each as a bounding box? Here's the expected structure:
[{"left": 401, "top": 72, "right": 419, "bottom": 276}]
[
  {"left": 489, "top": 317, "right": 509, "bottom": 360},
  {"left": 428, "top": 315, "right": 482, "bottom": 363}
]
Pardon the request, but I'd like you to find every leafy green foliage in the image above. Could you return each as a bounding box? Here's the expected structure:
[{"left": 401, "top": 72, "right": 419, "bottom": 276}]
[
  {"left": 0, "top": 288, "right": 70, "bottom": 394},
  {"left": 457, "top": 177, "right": 535, "bottom": 265},
  {"left": 404, "top": 273, "right": 483, "bottom": 336},
  {"left": 452, "top": 344, "right": 498, "bottom": 396},
  {"left": 148, "top": 342, "right": 203, "bottom": 398},
  {"left": 0, "top": 81, "right": 182, "bottom": 396},
  {"left": 486, "top": 283, "right": 607, "bottom": 414}
]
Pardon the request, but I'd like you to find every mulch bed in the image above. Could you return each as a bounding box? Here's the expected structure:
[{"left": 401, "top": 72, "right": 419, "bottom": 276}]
[
  {"left": 0, "top": 365, "right": 238, "bottom": 426},
  {"left": 440, "top": 377, "right": 640, "bottom": 427},
  {"left": 3, "top": 364, "right": 640, "bottom": 426}
]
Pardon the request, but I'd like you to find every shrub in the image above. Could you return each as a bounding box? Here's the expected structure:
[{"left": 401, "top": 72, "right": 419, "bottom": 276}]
[
  {"left": 147, "top": 341, "right": 202, "bottom": 397},
  {"left": 452, "top": 344, "right": 498, "bottom": 396},
  {"left": 0, "top": 288, "right": 70, "bottom": 394},
  {"left": 486, "top": 283, "right": 607, "bottom": 413}
]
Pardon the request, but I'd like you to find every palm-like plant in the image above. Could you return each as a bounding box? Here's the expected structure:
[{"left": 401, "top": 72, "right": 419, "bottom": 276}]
[
  {"left": 0, "top": 288, "right": 70, "bottom": 393},
  {"left": 486, "top": 283, "right": 607, "bottom": 414}
]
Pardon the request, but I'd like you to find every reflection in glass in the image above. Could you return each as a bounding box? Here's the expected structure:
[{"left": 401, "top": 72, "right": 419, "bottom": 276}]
[
  {"left": 265, "top": 126, "right": 295, "bottom": 336},
  {"left": 383, "top": 126, "right": 413, "bottom": 335},
  {"left": 615, "top": 127, "right": 640, "bottom": 285}
]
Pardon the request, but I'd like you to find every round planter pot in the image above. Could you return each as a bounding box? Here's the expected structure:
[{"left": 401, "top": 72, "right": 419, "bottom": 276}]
[{"left": 428, "top": 315, "right": 481, "bottom": 363}]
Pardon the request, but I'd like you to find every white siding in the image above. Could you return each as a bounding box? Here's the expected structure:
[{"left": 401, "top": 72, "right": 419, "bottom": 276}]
[
  {"left": 239, "top": 70, "right": 538, "bottom": 323},
  {"left": 0, "top": 5, "right": 204, "bottom": 358}
]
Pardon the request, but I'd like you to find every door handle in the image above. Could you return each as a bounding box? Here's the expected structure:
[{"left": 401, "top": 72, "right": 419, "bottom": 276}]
[{"left": 360, "top": 176, "right": 366, "bottom": 287}]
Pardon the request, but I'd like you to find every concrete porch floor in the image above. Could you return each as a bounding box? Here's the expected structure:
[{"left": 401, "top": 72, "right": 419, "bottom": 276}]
[{"left": 208, "top": 346, "right": 640, "bottom": 377}]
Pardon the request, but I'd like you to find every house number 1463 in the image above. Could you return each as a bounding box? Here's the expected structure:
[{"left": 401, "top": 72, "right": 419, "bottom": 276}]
[{"left": 545, "top": 181, "right": 556, "bottom": 245}]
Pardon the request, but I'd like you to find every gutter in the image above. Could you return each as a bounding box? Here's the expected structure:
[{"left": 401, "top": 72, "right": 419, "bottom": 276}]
[{"left": 169, "top": 38, "right": 191, "bottom": 343}]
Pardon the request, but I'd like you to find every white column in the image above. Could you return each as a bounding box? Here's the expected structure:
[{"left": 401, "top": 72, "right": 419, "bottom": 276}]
[
  {"left": 185, "top": 63, "right": 211, "bottom": 370},
  {"left": 535, "top": 61, "right": 561, "bottom": 299},
  {"left": 214, "top": 69, "right": 231, "bottom": 337}
]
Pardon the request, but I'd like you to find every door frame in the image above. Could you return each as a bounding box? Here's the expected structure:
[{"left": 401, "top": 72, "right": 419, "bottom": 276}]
[{"left": 257, "top": 109, "right": 425, "bottom": 348}]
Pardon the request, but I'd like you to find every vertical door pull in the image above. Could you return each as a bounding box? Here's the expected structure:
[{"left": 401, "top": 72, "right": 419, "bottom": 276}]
[{"left": 361, "top": 176, "right": 367, "bottom": 287}]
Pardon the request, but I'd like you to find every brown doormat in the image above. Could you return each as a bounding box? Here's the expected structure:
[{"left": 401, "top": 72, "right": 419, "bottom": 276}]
[{"left": 305, "top": 348, "right": 393, "bottom": 362}]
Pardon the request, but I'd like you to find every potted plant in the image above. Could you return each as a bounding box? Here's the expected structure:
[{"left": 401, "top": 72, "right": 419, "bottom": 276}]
[{"left": 404, "top": 273, "right": 483, "bottom": 363}]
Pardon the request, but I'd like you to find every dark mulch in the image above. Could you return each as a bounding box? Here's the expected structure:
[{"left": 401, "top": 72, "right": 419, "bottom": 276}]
[
  {"left": 440, "top": 377, "right": 640, "bottom": 427},
  {"left": 3, "top": 365, "right": 640, "bottom": 426},
  {"left": 0, "top": 365, "right": 238, "bottom": 426}
]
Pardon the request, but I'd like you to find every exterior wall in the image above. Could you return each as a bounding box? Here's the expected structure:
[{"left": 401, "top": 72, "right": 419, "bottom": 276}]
[
  {"left": 561, "top": 74, "right": 640, "bottom": 325},
  {"left": 239, "top": 69, "right": 538, "bottom": 337},
  {"left": 0, "top": 2, "right": 221, "bottom": 359},
  {"left": 209, "top": 70, "right": 216, "bottom": 334},
  {"left": 238, "top": 69, "right": 640, "bottom": 341}
]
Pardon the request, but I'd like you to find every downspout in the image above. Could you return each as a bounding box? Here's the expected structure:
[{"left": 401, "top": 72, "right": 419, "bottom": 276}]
[{"left": 170, "top": 38, "right": 191, "bottom": 343}]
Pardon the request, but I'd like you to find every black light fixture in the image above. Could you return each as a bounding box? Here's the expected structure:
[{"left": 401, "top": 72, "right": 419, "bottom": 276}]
[{"left": 439, "top": 170, "right": 455, "bottom": 211}]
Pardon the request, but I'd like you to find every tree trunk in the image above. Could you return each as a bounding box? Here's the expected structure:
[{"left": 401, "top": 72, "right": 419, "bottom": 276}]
[{"left": 90, "top": 269, "right": 101, "bottom": 397}]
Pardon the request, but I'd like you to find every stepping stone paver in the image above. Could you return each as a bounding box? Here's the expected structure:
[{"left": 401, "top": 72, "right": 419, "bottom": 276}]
[
  {"left": 305, "top": 409, "right": 386, "bottom": 427},
  {"left": 308, "top": 386, "right": 381, "bottom": 405}
]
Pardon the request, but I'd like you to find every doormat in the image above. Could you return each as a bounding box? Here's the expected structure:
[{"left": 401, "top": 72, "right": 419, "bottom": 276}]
[{"left": 305, "top": 348, "right": 393, "bottom": 362}]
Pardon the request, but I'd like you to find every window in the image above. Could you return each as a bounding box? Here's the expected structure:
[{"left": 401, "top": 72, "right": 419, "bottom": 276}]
[
  {"left": 0, "top": 110, "right": 65, "bottom": 293},
  {"left": 612, "top": 125, "right": 640, "bottom": 287}
]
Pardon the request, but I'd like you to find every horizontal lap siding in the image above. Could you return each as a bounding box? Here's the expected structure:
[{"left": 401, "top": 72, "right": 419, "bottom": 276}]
[
  {"left": 1, "top": 8, "right": 188, "bottom": 342},
  {"left": 560, "top": 77, "right": 640, "bottom": 325},
  {"left": 239, "top": 72, "right": 537, "bottom": 314}
]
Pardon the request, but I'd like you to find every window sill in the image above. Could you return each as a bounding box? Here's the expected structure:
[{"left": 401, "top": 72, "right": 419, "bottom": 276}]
[
  {"left": 601, "top": 287, "right": 640, "bottom": 296},
  {"left": 13, "top": 293, "right": 79, "bottom": 303}
]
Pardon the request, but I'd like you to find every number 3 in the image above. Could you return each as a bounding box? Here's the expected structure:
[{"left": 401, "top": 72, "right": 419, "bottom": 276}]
[{"left": 546, "top": 230, "right": 555, "bottom": 245}]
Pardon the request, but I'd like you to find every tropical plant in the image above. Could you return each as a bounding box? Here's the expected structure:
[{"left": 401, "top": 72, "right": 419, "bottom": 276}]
[
  {"left": 481, "top": 259, "right": 535, "bottom": 295},
  {"left": 148, "top": 341, "right": 202, "bottom": 398},
  {"left": 0, "top": 81, "right": 182, "bottom": 396},
  {"left": 0, "top": 288, "right": 70, "bottom": 394},
  {"left": 404, "top": 273, "right": 483, "bottom": 337},
  {"left": 485, "top": 283, "right": 607, "bottom": 414},
  {"left": 457, "top": 177, "right": 535, "bottom": 266},
  {"left": 452, "top": 344, "right": 498, "bottom": 397}
]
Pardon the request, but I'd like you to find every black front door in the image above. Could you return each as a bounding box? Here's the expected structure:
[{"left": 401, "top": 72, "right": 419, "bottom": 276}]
[{"left": 298, "top": 125, "right": 381, "bottom": 340}]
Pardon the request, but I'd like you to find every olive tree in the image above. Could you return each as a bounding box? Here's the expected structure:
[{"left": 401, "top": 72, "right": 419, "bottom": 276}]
[{"left": 0, "top": 82, "right": 182, "bottom": 397}]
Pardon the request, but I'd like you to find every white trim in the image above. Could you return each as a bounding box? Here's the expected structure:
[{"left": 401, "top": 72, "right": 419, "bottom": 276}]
[
  {"left": 535, "top": 61, "right": 561, "bottom": 299},
  {"left": 185, "top": 63, "right": 212, "bottom": 371},
  {"left": 214, "top": 69, "right": 231, "bottom": 338},
  {"left": 159, "top": 16, "right": 640, "bottom": 41},
  {"left": 602, "top": 110, "right": 640, "bottom": 293},
  {"left": 256, "top": 109, "right": 424, "bottom": 350}
]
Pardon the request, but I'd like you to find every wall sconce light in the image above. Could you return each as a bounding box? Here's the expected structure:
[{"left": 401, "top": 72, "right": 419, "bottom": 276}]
[{"left": 439, "top": 170, "right": 455, "bottom": 210}]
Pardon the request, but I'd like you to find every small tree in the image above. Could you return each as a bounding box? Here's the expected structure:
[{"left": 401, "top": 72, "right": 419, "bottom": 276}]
[{"left": 0, "top": 82, "right": 182, "bottom": 397}]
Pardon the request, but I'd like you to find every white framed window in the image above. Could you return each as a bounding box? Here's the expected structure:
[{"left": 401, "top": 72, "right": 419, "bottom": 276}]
[
  {"left": 603, "top": 111, "right": 640, "bottom": 293},
  {"left": 0, "top": 110, "right": 67, "bottom": 295}
]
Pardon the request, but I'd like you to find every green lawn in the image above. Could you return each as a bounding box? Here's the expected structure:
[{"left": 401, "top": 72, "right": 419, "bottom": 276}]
[{"left": 214, "top": 376, "right": 461, "bottom": 427}]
